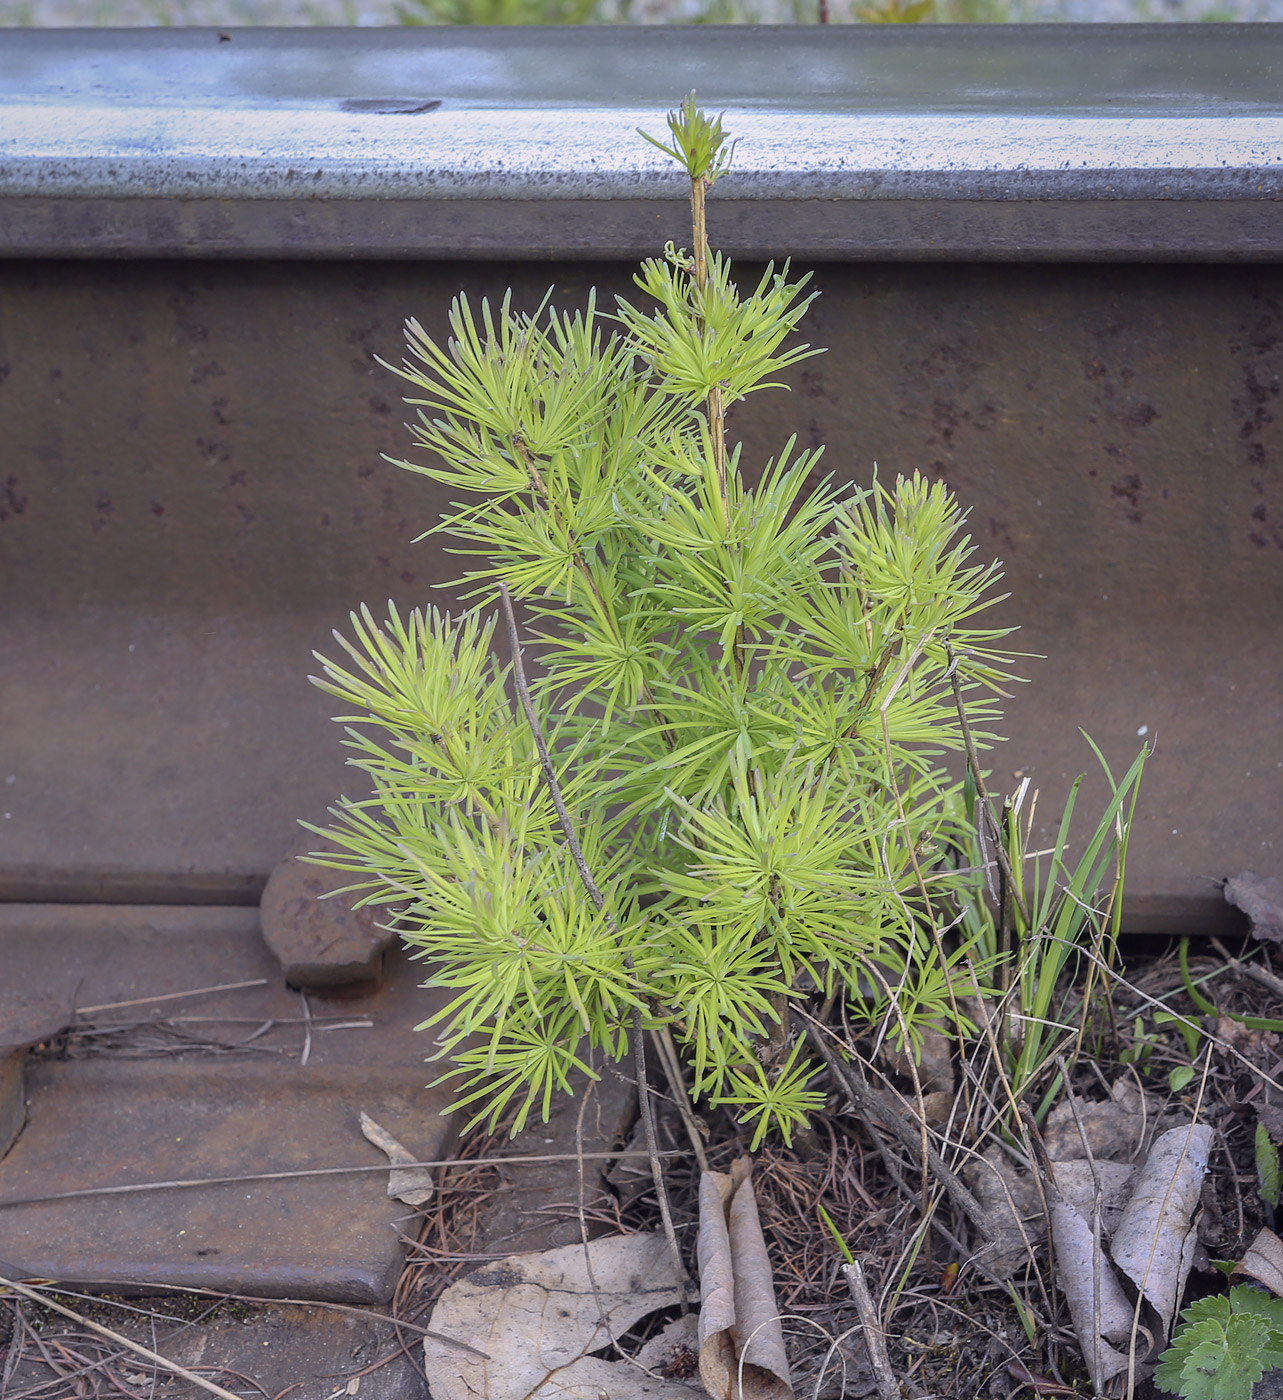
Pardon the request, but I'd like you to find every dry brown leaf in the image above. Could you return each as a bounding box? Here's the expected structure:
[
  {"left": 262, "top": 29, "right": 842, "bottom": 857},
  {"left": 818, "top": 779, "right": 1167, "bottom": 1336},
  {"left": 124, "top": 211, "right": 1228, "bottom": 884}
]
[
  {"left": 1051, "top": 1160, "right": 1135, "bottom": 1236},
  {"left": 1110, "top": 1123, "right": 1213, "bottom": 1338},
  {"left": 1043, "top": 1080, "right": 1158, "bottom": 1163},
  {"left": 1034, "top": 1125, "right": 1158, "bottom": 1388},
  {"left": 1234, "top": 1227, "right": 1283, "bottom": 1295},
  {"left": 920, "top": 1091, "right": 955, "bottom": 1127},
  {"left": 697, "top": 1161, "right": 793, "bottom": 1400},
  {"left": 1028, "top": 1133, "right": 1140, "bottom": 1390},
  {"left": 966, "top": 1113, "right": 1143, "bottom": 1283},
  {"left": 637, "top": 1314, "right": 702, "bottom": 1381},
  {"left": 1225, "top": 872, "right": 1283, "bottom": 944},
  {"left": 421, "top": 1233, "right": 700, "bottom": 1400},
  {"left": 1217, "top": 1015, "right": 1259, "bottom": 1050},
  {"left": 965, "top": 1148, "right": 1044, "bottom": 1279},
  {"left": 358, "top": 1111, "right": 433, "bottom": 1207},
  {"left": 880, "top": 1028, "right": 953, "bottom": 1096}
]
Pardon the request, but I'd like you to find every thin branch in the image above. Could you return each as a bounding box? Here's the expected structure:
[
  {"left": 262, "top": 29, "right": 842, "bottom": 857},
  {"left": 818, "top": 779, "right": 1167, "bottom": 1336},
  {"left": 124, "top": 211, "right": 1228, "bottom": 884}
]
[
  {"left": 11, "top": 1277, "right": 610, "bottom": 1367},
  {"left": 0, "top": 1150, "right": 680, "bottom": 1209},
  {"left": 631, "top": 1016, "right": 692, "bottom": 1302},
  {"left": 74, "top": 980, "right": 268, "bottom": 1017},
  {"left": 1211, "top": 936, "right": 1283, "bottom": 1001},
  {"left": 800, "top": 1015, "right": 992, "bottom": 1238},
  {"left": 498, "top": 581, "right": 690, "bottom": 1296},
  {"left": 651, "top": 1025, "right": 710, "bottom": 1174},
  {"left": 842, "top": 1260, "right": 901, "bottom": 1400},
  {"left": 499, "top": 582, "right": 614, "bottom": 924},
  {"left": 690, "top": 174, "right": 708, "bottom": 293}
]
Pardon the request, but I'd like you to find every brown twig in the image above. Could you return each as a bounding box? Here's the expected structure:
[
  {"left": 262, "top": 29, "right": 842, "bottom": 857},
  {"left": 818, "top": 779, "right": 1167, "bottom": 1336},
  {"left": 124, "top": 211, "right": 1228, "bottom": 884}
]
[
  {"left": 498, "top": 581, "right": 690, "bottom": 1295},
  {"left": 801, "top": 1016, "right": 992, "bottom": 1238},
  {"left": 74, "top": 980, "right": 268, "bottom": 1017},
  {"left": 0, "top": 1150, "right": 677, "bottom": 1210},
  {"left": 842, "top": 1259, "right": 900, "bottom": 1400},
  {"left": 30, "top": 1282, "right": 488, "bottom": 1361},
  {"left": 1211, "top": 936, "right": 1283, "bottom": 1001},
  {"left": 651, "top": 1025, "right": 710, "bottom": 1174}
]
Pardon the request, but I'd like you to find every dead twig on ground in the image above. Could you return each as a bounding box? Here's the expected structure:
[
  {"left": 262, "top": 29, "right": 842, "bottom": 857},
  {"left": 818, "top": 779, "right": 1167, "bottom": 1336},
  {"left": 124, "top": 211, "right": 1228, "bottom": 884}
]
[
  {"left": 499, "top": 581, "right": 689, "bottom": 1297},
  {"left": 0, "top": 1148, "right": 678, "bottom": 1210},
  {"left": 1211, "top": 936, "right": 1283, "bottom": 1001},
  {"left": 74, "top": 981, "right": 269, "bottom": 1016},
  {"left": 651, "top": 1025, "right": 711, "bottom": 1175},
  {"left": 842, "top": 1259, "right": 899, "bottom": 1400},
  {"left": 801, "top": 1015, "right": 992, "bottom": 1237}
]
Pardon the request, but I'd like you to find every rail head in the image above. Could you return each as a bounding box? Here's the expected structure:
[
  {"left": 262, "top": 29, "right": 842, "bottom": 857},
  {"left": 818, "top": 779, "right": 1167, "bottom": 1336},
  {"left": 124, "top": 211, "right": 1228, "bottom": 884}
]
[{"left": 1, "top": 26, "right": 1281, "bottom": 259}]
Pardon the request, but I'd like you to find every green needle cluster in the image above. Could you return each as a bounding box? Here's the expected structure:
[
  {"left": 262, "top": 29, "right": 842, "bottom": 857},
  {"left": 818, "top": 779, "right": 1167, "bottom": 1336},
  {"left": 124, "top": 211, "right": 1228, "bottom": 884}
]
[{"left": 308, "top": 98, "right": 1020, "bottom": 1147}]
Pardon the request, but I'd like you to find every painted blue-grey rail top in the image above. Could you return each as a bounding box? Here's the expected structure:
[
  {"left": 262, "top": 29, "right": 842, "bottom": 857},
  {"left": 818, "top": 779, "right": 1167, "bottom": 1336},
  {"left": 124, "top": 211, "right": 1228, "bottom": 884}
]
[{"left": 0, "top": 26, "right": 1280, "bottom": 259}]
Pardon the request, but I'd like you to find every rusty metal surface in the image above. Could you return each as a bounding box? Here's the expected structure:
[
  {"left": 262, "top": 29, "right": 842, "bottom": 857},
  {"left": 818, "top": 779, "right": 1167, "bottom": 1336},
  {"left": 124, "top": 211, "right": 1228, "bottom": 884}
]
[
  {"left": 0, "top": 981, "right": 76, "bottom": 1161},
  {"left": 1, "top": 28, "right": 1282, "bottom": 260},
  {"left": 793, "top": 261, "right": 1283, "bottom": 932},
  {"left": 0, "top": 905, "right": 458, "bottom": 1300},
  {"left": 0, "top": 1061, "right": 450, "bottom": 1302},
  {"left": 0, "top": 984, "right": 76, "bottom": 1053},
  {"left": 8, "top": 196, "right": 1283, "bottom": 264},
  {"left": 0, "top": 903, "right": 444, "bottom": 1066},
  {"left": 0, "top": 258, "right": 1279, "bottom": 930},
  {"left": 473, "top": 1063, "right": 637, "bottom": 1257}
]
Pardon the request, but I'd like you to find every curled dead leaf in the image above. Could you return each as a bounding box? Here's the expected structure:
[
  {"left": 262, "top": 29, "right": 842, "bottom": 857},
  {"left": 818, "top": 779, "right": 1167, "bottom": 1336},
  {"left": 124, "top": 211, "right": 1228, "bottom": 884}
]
[
  {"left": 1233, "top": 1226, "right": 1283, "bottom": 1296},
  {"left": 697, "top": 1160, "right": 792, "bottom": 1400},
  {"left": 358, "top": 1111, "right": 433, "bottom": 1207},
  {"left": 1046, "top": 1176, "right": 1137, "bottom": 1390},
  {"left": 1051, "top": 1160, "right": 1135, "bottom": 1236},
  {"left": 1110, "top": 1122, "right": 1213, "bottom": 1338},
  {"left": 1225, "top": 872, "right": 1283, "bottom": 944}
]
